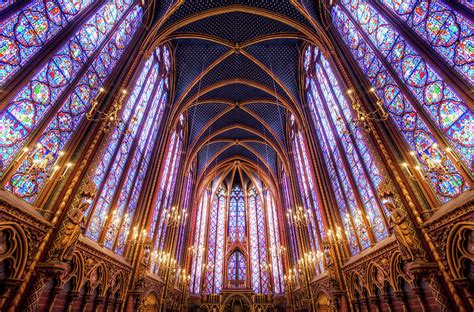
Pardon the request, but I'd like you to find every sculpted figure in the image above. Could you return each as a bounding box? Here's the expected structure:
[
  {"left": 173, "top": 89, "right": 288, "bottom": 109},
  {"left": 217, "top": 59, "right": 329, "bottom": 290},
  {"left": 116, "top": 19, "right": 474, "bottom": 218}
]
[
  {"left": 136, "top": 238, "right": 152, "bottom": 288},
  {"left": 51, "top": 203, "right": 86, "bottom": 261},
  {"left": 378, "top": 182, "right": 426, "bottom": 262},
  {"left": 388, "top": 204, "right": 425, "bottom": 262},
  {"left": 49, "top": 181, "right": 96, "bottom": 262},
  {"left": 322, "top": 239, "right": 334, "bottom": 271}
]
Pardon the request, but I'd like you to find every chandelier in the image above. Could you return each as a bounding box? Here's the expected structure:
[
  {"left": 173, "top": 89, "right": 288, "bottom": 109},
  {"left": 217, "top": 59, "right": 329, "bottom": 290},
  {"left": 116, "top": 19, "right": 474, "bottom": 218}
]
[
  {"left": 402, "top": 143, "right": 460, "bottom": 183},
  {"left": 153, "top": 251, "right": 177, "bottom": 272},
  {"left": 326, "top": 226, "right": 344, "bottom": 245},
  {"left": 260, "top": 262, "right": 272, "bottom": 273},
  {"left": 86, "top": 88, "right": 134, "bottom": 132},
  {"left": 286, "top": 206, "right": 311, "bottom": 227},
  {"left": 343, "top": 88, "right": 388, "bottom": 134},
  {"left": 188, "top": 245, "right": 205, "bottom": 256},
  {"left": 283, "top": 267, "right": 297, "bottom": 287},
  {"left": 16, "top": 143, "right": 73, "bottom": 185},
  {"left": 297, "top": 252, "right": 316, "bottom": 271},
  {"left": 176, "top": 267, "right": 191, "bottom": 288},
  {"left": 345, "top": 208, "right": 371, "bottom": 237},
  {"left": 106, "top": 210, "right": 131, "bottom": 238},
  {"left": 131, "top": 226, "right": 147, "bottom": 244},
  {"left": 163, "top": 206, "right": 188, "bottom": 227}
]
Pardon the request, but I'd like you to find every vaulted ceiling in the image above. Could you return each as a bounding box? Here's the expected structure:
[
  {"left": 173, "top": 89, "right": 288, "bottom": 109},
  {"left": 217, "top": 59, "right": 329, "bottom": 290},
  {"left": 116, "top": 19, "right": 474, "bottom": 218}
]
[{"left": 146, "top": 1, "right": 331, "bottom": 187}]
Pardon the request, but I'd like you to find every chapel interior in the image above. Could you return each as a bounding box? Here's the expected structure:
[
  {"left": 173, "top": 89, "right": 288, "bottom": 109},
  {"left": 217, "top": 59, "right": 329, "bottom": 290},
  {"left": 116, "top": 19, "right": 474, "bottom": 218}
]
[{"left": 0, "top": 0, "right": 473, "bottom": 311}]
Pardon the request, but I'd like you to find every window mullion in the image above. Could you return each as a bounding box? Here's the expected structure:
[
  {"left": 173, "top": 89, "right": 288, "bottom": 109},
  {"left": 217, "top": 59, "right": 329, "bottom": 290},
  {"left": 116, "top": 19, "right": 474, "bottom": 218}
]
[
  {"left": 297, "top": 133, "right": 326, "bottom": 248},
  {"left": 308, "top": 86, "right": 364, "bottom": 252},
  {"left": 83, "top": 60, "right": 155, "bottom": 230},
  {"left": 110, "top": 87, "right": 167, "bottom": 250},
  {"left": 156, "top": 136, "right": 182, "bottom": 254},
  {"left": 151, "top": 133, "right": 178, "bottom": 248},
  {"left": 319, "top": 61, "right": 390, "bottom": 236},
  {"left": 294, "top": 135, "right": 323, "bottom": 251},
  {"left": 368, "top": 0, "right": 474, "bottom": 96},
  {"left": 338, "top": 4, "right": 471, "bottom": 182},
  {"left": 100, "top": 71, "right": 165, "bottom": 245},
  {"left": 312, "top": 73, "right": 377, "bottom": 245},
  {"left": 1, "top": 3, "right": 137, "bottom": 187}
]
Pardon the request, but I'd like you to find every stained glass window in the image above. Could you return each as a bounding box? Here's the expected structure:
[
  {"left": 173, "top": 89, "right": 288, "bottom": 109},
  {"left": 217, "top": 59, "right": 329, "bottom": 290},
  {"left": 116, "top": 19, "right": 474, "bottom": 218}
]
[
  {"left": 343, "top": 0, "right": 472, "bottom": 174},
  {"left": 265, "top": 190, "right": 284, "bottom": 293},
  {"left": 149, "top": 126, "right": 184, "bottom": 273},
  {"left": 304, "top": 46, "right": 390, "bottom": 255},
  {"left": 81, "top": 46, "right": 169, "bottom": 254},
  {"left": 379, "top": 0, "right": 473, "bottom": 85},
  {"left": 332, "top": 2, "right": 470, "bottom": 203},
  {"left": 190, "top": 190, "right": 210, "bottom": 294},
  {"left": 1, "top": 1, "right": 143, "bottom": 203},
  {"left": 281, "top": 170, "right": 299, "bottom": 279},
  {"left": 205, "top": 185, "right": 226, "bottom": 294},
  {"left": 228, "top": 185, "right": 245, "bottom": 242},
  {"left": 0, "top": 0, "right": 96, "bottom": 85},
  {"left": 0, "top": 0, "right": 17, "bottom": 12},
  {"left": 228, "top": 250, "right": 246, "bottom": 288},
  {"left": 176, "top": 170, "right": 193, "bottom": 263},
  {"left": 248, "top": 184, "right": 269, "bottom": 294},
  {"left": 190, "top": 178, "right": 284, "bottom": 294},
  {"left": 290, "top": 128, "right": 325, "bottom": 273}
]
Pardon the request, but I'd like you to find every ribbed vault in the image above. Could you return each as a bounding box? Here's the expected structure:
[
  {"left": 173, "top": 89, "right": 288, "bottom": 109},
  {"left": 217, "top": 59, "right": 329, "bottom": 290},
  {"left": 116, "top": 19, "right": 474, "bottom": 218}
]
[{"left": 145, "top": 0, "right": 332, "bottom": 188}]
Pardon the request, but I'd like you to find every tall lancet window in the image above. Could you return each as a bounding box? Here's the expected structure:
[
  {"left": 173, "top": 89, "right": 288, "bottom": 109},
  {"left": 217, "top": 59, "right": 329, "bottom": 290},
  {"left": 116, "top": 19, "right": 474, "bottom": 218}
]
[
  {"left": 205, "top": 185, "right": 226, "bottom": 294},
  {"left": 83, "top": 46, "right": 170, "bottom": 254},
  {"left": 0, "top": 0, "right": 95, "bottom": 86},
  {"left": 332, "top": 1, "right": 471, "bottom": 203},
  {"left": 190, "top": 190, "right": 210, "bottom": 294},
  {"left": 190, "top": 178, "right": 284, "bottom": 294},
  {"left": 248, "top": 184, "right": 269, "bottom": 294},
  {"left": 290, "top": 120, "right": 325, "bottom": 274},
  {"left": 2, "top": 0, "right": 143, "bottom": 203},
  {"left": 228, "top": 250, "right": 246, "bottom": 288},
  {"left": 228, "top": 185, "right": 245, "bottom": 242},
  {"left": 265, "top": 190, "right": 284, "bottom": 293},
  {"left": 149, "top": 122, "right": 184, "bottom": 273},
  {"left": 177, "top": 169, "right": 194, "bottom": 263},
  {"left": 304, "top": 46, "right": 389, "bottom": 255},
  {"left": 379, "top": 1, "right": 472, "bottom": 85},
  {"left": 281, "top": 169, "right": 299, "bottom": 284}
]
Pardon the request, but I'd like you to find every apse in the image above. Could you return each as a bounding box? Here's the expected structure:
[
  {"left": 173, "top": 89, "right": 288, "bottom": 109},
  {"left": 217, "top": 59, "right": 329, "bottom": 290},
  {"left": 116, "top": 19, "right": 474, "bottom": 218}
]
[{"left": 189, "top": 165, "right": 284, "bottom": 295}]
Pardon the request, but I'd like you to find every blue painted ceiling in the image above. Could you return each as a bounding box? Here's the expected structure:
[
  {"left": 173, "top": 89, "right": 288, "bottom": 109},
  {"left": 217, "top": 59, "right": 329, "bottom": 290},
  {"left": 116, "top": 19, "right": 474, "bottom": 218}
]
[{"left": 155, "top": 0, "right": 321, "bottom": 177}]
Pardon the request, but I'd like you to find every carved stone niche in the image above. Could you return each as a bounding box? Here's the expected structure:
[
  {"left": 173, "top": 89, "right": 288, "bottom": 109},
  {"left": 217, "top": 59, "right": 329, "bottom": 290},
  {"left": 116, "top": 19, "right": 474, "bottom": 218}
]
[
  {"left": 0, "top": 222, "right": 28, "bottom": 310},
  {"left": 446, "top": 222, "right": 474, "bottom": 309},
  {"left": 223, "top": 295, "right": 250, "bottom": 312}
]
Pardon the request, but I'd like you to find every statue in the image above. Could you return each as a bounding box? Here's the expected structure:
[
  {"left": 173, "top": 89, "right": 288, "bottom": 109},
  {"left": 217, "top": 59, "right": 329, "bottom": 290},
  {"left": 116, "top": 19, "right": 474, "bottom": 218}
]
[
  {"left": 136, "top": 238, "right": 152, "bottom": 288},
  {"left": 377, "top": 182, "right": 426, "bottom": 262},
  {"left": 48, "top": 180, "right": 96, "bottom": 262},
  {"left": 322, "top": 239, "right": 334, "bottom": 272},
  {"left": 387, "top": 204, "right": 425, "bottom": 262}
]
